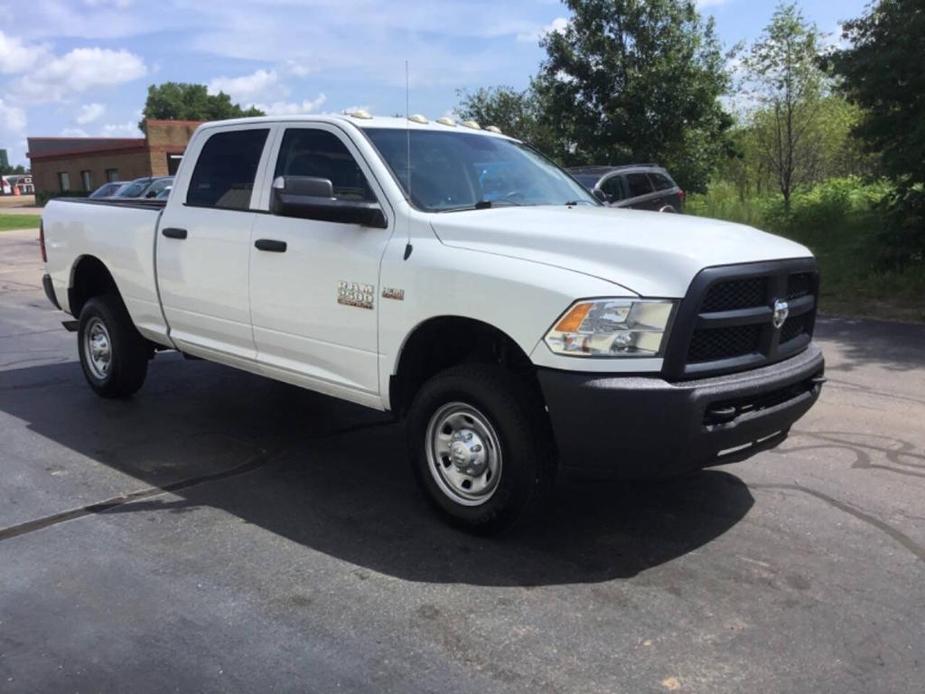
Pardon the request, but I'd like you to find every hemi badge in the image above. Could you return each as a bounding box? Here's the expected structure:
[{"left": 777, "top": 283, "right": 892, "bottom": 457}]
[{"left": 382, "top": 287, "right": 405, "bottom": 301}]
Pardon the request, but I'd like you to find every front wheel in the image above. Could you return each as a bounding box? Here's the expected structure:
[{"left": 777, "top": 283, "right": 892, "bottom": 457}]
[
  {"left": 406, "top": 364, "right": 556, "bottom": 534},
  {"left": 77, "top": 295, "right": 149, "bottom": 398}
]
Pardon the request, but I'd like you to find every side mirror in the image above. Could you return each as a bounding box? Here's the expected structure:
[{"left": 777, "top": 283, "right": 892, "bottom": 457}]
[
  {"left": 592, "top": 188, "right": 608, "bottom": 203},
  {"left": 270, "top": 176, "right": 387, "bottom": 228}
]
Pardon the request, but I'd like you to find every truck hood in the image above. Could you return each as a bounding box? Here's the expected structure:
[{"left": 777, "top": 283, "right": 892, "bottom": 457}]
[{"left": 429, "top": 205, "right": 812, "bottom": 297}]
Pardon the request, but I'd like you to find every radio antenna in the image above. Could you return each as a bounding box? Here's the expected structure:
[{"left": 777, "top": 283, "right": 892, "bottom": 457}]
[{"left": 403, "top": 59, "right": 413, "bottom": 259}]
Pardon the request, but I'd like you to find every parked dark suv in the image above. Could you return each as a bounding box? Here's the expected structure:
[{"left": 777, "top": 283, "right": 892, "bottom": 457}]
[{"left": 567, "top": 165, "right": 685, "bottom": 212}]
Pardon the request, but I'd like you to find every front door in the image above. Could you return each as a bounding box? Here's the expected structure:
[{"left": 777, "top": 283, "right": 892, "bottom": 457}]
[
  {"left": 156, "top": 126, "right": 271, "bottom": 362},
  {"left": 248, "top": 125, "right": 394, "bottom": 404}
]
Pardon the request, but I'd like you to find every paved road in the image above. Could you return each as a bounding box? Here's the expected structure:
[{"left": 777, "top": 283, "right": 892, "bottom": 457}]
[{"left": 1, "top": 229, "right": 923, "bottom": 693}]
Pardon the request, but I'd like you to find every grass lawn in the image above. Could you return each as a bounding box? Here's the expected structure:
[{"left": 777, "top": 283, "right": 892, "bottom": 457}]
[{"left": 0, "top": 214, "right": 41, "bottom": 232}]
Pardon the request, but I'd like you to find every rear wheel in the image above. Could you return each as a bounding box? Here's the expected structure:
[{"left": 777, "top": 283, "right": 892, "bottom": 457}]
[
  {"left": 407, "top": 364, "right": 555, "bottom": 534},
  {"left": 77, "top": 295, "right": 149, "bottom": 398}
]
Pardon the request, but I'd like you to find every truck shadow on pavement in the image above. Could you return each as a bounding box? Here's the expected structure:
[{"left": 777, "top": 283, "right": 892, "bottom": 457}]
[
  {"left": 0, "top": 355, "right": 754, "bottom": 587},
  {"left": 815, "top": 316, "right": 925, "bottom": 373}
]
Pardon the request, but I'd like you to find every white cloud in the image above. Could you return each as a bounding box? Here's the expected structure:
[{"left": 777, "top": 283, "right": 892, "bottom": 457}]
[
  {"left": 101, "top": 120, "right": 143, "bottom": 137},
  {"left": 60, "top": 127, "right": 90, "bottom": 137},
  {"left": 283, "top": 59, "right": 315, "bottom": 77},
  {"left": 0, "top": 30, "right": 49, "bottom": 74},
  {"left": 0, "top": 98, "right": 27, "bottom": 133},
  {"left": 76, "top": 102, "right": 106, "bottom": 124},
  {"left": 256, "top": 94, "right": 328, "bottom": 116},
  {"left": 517, "top": 17, "right": 568, "bottom": 43},
  {"left": 12, "top": 47, "right": 146, "bottom": 103},
  {"left": 208, "top": 69, "right": 283, "bottom": 104}
]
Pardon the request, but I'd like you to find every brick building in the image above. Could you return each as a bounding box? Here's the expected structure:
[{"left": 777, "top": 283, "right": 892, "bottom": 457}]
[{"left": 27, "top": 119, "right": 202, "bottom": 197}]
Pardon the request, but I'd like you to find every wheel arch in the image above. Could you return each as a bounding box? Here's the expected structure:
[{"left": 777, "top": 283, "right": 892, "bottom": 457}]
[
  {"left": 389, "top": 315, "right": 542, "bottom": 417},
  {"left": 68, "top": 254, "right": 122, "bottom": 317}
]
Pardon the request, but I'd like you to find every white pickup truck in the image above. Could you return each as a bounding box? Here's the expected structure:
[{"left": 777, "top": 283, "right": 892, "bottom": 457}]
[{"left": 40, "top": 114, "right": 824, "bottom": 532}]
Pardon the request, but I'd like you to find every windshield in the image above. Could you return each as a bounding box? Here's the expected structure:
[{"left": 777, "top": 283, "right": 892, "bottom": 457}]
[
  {"left": 364, "top": 128, "right": 597, "bottom": 212},
  {"left": 571, "top": 174, "right": 600, "bottom": 191},
  {"left": 115, "top": 179, "right": 149, "bottom": 197}
]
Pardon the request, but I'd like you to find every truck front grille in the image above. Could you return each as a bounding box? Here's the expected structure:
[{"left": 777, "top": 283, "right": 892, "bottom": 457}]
[
  {"left": 687, "top": 323, "right": 762, "bottom": 363},
  {"left": 662, "top": 259, "right": 819, "bottom": 380}
]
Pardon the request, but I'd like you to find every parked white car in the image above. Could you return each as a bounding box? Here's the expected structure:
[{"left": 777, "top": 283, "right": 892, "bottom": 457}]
[{"left": 40, "top": 114, "right": 824, "bottom": 532}]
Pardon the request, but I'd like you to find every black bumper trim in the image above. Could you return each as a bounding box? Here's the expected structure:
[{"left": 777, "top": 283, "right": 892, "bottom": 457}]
[
  {"left": 42, "top": 274, "right": 61, "bottom": 311},
  {"left": 538, "top": 343, "right": 824, "bottom": 478}
]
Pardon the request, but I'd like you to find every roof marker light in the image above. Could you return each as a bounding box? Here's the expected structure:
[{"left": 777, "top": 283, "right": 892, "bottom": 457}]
[
  {"left": 346, "top": 109, "right": 373, "bottom": 119},
  {"left": 485, "top": 125, "right": 502, "bottom": 134},
  {"left": 461, "top": 120, "right": 481, "bottom": 130},
  {"left": 408, "top": 114, "right": 428, "bottom": 124},
  {"left": 436, "top": 117, "right": 456, "bottom": 126}
]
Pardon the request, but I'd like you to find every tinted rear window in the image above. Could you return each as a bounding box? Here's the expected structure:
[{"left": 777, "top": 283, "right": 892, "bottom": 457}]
[
  {"left": 186, "top": 129, "right": 269, "bottom": 210},
  {"left": 650, "top": 172, "right": 675, "bottom": 191},
  {"left": 626, "top": 173, "right": 653, "bottom": 197}
]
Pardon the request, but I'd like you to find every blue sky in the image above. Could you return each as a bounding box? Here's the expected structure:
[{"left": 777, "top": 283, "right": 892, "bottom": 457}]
[{"left": 1, "top": 0, "right": 869, "bottom": 167}]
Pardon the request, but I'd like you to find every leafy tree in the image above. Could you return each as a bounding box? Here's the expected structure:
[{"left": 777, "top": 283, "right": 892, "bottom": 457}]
[
  {"left": 454, "top": 86, "right": 559, "bottom": 154},
  {"left": 829, "top": 0, "right": 925, "bottom": 191},
  {"left": 533, "top": 0, "right": 731, "bottom": 192},
  {"left": 828, "top": 0, "right": 925, "bottom": 268},
  {"left": 139, "top": 82, "right": 264, "bottom": 131},
  {"left": 741, "top": 3, "right": 826, "bottom": 209}
]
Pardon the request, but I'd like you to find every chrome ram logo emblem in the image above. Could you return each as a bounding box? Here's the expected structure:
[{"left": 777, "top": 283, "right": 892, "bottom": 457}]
[{"left": 772, "top": 298, "right": 790, "bottom": 329}]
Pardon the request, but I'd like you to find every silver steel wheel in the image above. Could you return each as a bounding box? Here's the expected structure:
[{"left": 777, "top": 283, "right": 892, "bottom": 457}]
[
  {"left": 425, "top": 402, "right": 503, "bottom": 507},
  {"left": 84, "top": 317, "right": 112, "bottom": 381}
]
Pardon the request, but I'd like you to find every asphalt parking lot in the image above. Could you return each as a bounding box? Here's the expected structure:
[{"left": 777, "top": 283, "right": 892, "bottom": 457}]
[{"left": 1, "top": 228, "right": 923, "bottom": 693}]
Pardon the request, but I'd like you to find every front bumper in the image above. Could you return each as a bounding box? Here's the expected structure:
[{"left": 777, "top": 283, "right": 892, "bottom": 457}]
[{"left": 537, "top": 343, "right": 824, "bottom": 478}]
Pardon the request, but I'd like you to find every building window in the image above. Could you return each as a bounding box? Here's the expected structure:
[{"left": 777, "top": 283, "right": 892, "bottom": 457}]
[
  {"left": 57, "top": 172, "right": 70, "bottom": 193},
  {"left": 105, "top": 168, "right": 119, "bottom": 182},
  {"left": 80, "top": 170, "right": 93, "bottom": 191}
]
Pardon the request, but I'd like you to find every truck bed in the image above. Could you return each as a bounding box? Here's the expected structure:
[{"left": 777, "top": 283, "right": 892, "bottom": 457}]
[{"left": 42, "top": 197, "right": 170, "bottom": 345}]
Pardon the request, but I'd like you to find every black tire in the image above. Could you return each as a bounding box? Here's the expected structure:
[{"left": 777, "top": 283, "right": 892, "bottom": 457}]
[
  {"left": 77, "top": 294, "right": 149, "bottom": 398},
  {"left": 406, "top": 364, "right": 556, "bottom": 534}
]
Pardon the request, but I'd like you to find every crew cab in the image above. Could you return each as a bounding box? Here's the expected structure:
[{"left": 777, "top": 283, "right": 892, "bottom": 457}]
[{"left": 40, "top": 113, "right": 824, "bottom": 533}]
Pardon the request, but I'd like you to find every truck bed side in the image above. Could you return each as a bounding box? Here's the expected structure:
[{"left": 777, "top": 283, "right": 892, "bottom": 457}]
[{"left": 42, "top": 198, "right": 171, "bottom": 345}]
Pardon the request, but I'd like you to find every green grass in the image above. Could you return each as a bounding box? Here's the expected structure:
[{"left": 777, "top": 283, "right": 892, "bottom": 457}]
[
  {"left": 687, "top": 178, "right": 925, "bottom": 322},
  {"left": 0, "top": 214, "right": 41, "bottom": 232}
]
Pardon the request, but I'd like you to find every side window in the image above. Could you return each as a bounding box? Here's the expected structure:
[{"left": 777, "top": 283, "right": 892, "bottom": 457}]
[
  {"left": 626, "top": 173, "right": 653, "bottom": 198},
  {"left": 600, "top": 175, "right": 625, "bottom": 201},
  {"left": 650, "top": 173, "right": 674, "bottom": 191},
  {"left": 274, "top": 128, "right": 375, "bottom": 202},
  {"left": 186, "top": 128, "right": 269, "bottom": 210}
]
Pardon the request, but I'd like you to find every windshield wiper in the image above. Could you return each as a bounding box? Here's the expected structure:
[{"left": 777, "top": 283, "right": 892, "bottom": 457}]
[
  {"left": 439, "top": 199, "right": 524, "bottom": 212},
  {"left": 564, "top": 200, "right": 595, "bottom": 206}
]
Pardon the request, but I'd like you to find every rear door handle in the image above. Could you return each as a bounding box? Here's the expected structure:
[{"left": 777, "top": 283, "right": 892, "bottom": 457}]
[
  {"left": 162, "top": 227, "right": 187, "bottom": 239},
  {"left": 255, "top": 239, "right": 287, "bottom": 253}
]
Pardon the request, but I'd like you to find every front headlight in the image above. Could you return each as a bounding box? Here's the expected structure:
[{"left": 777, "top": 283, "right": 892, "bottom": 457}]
[{"left": 544, "top": 299, "right": 676, "bottom": 357}]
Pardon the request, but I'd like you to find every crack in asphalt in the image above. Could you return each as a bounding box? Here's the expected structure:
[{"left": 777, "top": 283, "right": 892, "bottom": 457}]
[
  {"left": 751, "top": 483, "right": 925, "bottom": 563},
  {"left": 0, "top": 446, "right": 280, "bottom": 544},
  {"left": 777, "top": 430, "right": 925, "bottom": 479},
  {"left": 0, "top": 419, "right": 392, "bottom": 544},
  {"left": 824, "top": 377, "right": 925, "bottom": 407}
]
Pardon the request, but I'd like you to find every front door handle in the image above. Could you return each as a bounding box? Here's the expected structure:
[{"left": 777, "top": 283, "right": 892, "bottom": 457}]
[
  {"left": 161, "top": 227, "right": 187, "bottom": 239},
  {"left": 255, "top": 239, "right": 287, "bottom": 253}
]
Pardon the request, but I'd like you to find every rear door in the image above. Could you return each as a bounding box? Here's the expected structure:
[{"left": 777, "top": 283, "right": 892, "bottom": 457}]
[
  {"left": 248, "top": 123, "right": 394, "bottom": 405},
  {"left": 623, "top": 172, "right": 659, "bottom": 210},
  {"left": 156, "top": 125, "right": 273, "bottom": 363}
]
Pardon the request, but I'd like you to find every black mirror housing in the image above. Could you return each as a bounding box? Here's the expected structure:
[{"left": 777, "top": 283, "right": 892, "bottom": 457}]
[
  {"left": 270, "top": 176, "right": 387, "bottom": 229},
  {"left": 592, "top": 188, "right": 608, "bottom": 203}
]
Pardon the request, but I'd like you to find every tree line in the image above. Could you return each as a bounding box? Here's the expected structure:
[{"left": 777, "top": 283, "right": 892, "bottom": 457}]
[{"left": 455, "top": 0, "right": 923, "bottom": 266}]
